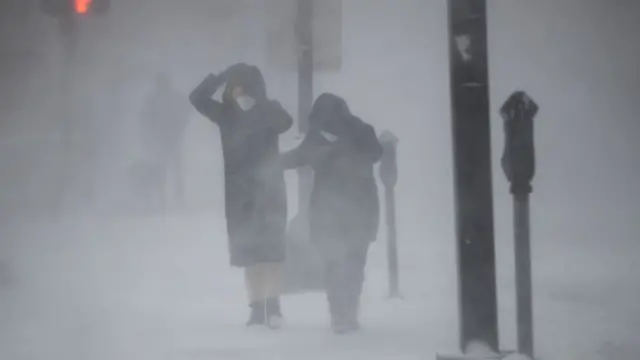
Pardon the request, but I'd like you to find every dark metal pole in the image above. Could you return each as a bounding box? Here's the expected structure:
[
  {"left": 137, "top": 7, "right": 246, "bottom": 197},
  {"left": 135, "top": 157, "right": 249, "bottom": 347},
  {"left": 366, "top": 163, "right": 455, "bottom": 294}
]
[
  {"left": 296, "top": 0, "right": 314, "bottom": 224},
  {"left": 56, "top": 12, "right": 78, "bottom": 211},
  {"left": 385, "top": 186, "right": 399, "bottom": 296},
  {"left": 447, "top": 0, "right": 499, "bottom": 352},
  {"left": 514, "top": 194, "right": 533, "bottom": 356},
  {"left": 297, "top": 0, "right": 313, "bottom": 134}
]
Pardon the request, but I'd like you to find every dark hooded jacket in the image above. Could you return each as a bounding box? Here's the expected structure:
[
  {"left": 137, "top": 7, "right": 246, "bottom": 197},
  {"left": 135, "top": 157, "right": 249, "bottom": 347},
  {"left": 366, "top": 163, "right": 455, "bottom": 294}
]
[
  {"left": 189, "top": 64, "right": 293, "bottom": 267},
  {"left": 282, "top": 93, "right": 383, "bottom": 245}
]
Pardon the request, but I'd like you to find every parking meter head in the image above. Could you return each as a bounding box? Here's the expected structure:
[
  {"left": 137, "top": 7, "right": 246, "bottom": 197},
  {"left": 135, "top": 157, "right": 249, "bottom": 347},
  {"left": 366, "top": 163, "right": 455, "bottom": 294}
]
[
  {"left": 379, "top": 130, "right": 399, "bottom": 146},
  {"left": 378, "top": 130, "right": 398, "bottom": 188},
  {"left": 500, "top": 91, "right": 538, "bottom": 196}
]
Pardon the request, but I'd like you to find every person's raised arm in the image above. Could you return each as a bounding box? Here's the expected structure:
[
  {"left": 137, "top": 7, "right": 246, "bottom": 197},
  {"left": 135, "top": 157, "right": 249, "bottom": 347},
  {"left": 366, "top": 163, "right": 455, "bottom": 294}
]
[
  {"left": 189, "top": 73, "right": 226, "bottom": 124},
  {"left": 280, "top": 133, "right": 313, "bottom": 169},
  {"left": 280, "top": 130, "right": 332, "bottom": 169}
]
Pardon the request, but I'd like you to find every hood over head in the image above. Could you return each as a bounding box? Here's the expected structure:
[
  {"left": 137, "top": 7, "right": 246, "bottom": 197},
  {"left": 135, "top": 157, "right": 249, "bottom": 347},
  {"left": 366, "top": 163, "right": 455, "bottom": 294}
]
[
  {"left": 309, "top": 93, "right": 354, "bottom": 136},
  {"left": 224, "top": 64, "right": 267, "bottom": 104}
]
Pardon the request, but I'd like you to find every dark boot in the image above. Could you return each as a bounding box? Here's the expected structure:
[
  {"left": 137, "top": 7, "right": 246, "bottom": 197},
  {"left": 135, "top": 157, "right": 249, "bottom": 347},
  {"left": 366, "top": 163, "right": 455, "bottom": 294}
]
[
  {"left": 331, "top": 306, "right": 360, "bottom": 334},
  {"left": 343, "top": 302, "right": 361, "bottom": 332},
  {"left": 246, "top": 301, "right": 266, "bottom": 326},
  {"left": 331, "top": 317, "right": 358, "bottom": 334},
  {"left": 329, "top": 292, "right": 356, "bottom": 334},
  {"left": 265, "top": 297, "right": 283, "bottom": 329}
]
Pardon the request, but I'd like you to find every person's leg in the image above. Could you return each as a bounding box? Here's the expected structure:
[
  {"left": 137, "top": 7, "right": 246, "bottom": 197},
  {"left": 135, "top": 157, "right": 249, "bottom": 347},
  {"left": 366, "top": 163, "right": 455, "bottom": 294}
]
[
  {"left": 342, "top": 241, "right": 370, "bottom": 330},
  {"left": 324, "top": 257, "right": 342, "bottom": 326},
  {"left": 245, "top": 264, "right": 266, "bottom": 303},
  {"left": 244, "top": 264, "right": 266, "bottom": 326},
  {"left": 320, "top": 241, "right": 352, "bottom": 333},
  {"left": 263, "top": 262, "right": 283, "bottom": 299},
  {"left": 263, "top": 262, "right": 284, "bottom": 329}
]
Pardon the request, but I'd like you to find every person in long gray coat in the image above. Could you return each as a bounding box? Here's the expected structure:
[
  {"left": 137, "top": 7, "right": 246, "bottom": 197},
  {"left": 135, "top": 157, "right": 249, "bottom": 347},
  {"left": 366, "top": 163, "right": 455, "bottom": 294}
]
[
  {"left": 189, "top": 63, "right": 293, "bottom": 328},
  {"left": 281, "top": 93, "right": 383, "bottom": 333}
]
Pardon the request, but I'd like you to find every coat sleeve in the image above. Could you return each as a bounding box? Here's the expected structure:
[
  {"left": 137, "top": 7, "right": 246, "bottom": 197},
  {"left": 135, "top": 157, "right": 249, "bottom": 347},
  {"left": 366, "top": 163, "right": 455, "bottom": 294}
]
[
  {"left": 265, "top": 101, "right": 294, "bottom": 134},
  {"left": 280, "top": 133, "right": 313, "bottom": 169},
  {"left": 280, "top": 131, "right": 332, "bottom": 169},
  {"left": 189, "top": 73, "right": 226, "bottom": 125},
  {"left": 226, "top": 101, "right": 294, "bottom": 147},
  {"left": 349, "top": 122, "right": 384, "bottom": 164},
  {"left": 238, "top": 100, "right": 293, "bottom": 137}
]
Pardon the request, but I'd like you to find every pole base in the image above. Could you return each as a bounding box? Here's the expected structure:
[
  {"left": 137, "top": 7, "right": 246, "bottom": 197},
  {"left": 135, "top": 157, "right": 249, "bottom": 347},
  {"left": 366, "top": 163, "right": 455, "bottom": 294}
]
[
  {"left": 388, "top": 291, "right": 404, "bottom": 300},
  {"left": 437, "top": 340, "right": 517, "bottom": 360},
  {"left": 436, "top": 352, "right": 516, "bottom": 360}
]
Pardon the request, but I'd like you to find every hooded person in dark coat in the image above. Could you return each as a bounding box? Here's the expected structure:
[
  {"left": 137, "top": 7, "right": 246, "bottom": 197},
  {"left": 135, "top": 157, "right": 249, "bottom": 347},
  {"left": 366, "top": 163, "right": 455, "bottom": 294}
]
[
  {"left": 189, "top": 63, "right": 293, "bottom": 329},
  {"left": 281, "top": 93, "right": 383, "bottom": 333}
]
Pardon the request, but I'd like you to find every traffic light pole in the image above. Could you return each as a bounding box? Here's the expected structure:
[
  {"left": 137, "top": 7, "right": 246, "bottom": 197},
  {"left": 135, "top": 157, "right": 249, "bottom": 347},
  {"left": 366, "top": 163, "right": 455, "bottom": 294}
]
[
  {"left": 55, "top": 12, "right": 79, "bottom": 211},
  {"left": 296, "top": 0, "right": 314, "bottom": 229},
  {"left": 447, "top": 0, "right": 499, "bottom": 354},
  {"left": 41, "top": 0, "right": 109, "bottom": 213}
]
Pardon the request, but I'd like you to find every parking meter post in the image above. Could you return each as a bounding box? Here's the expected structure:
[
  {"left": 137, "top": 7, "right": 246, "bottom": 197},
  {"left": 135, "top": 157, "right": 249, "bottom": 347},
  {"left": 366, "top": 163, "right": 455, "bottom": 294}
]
[
  {"left": 378, "top": 131, "right": 401, "bottom": 298},
  {"left": 513, "top": 194, "right": 532, "bottom": 357}
]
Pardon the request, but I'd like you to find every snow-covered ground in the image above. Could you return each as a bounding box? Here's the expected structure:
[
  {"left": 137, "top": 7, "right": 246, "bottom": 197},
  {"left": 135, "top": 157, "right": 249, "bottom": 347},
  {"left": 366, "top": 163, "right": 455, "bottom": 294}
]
[
  {"left": 0, "top": 214, "right": 638, "bottom": 360},
  {"left": 0, "top": 215, "right": 453, "bottom": 360}
]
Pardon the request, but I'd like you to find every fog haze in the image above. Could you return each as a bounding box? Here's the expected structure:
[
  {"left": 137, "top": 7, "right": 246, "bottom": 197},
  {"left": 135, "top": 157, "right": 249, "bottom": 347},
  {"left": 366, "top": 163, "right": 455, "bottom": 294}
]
[{"left": 0, "top": 1, "right": 638, "bottom": 359}]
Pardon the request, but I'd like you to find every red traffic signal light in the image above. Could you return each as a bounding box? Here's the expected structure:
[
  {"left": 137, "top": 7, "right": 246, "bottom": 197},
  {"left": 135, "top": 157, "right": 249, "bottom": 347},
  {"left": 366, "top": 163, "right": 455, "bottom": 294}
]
[
  {"left": 75, "top": 0, "right": 109, "bottom": 15},
  {"left": 75, "top": 0, "right": 92, "bottom": 14},
  {"left": 40, "top": 0, "right": 108, "bottom": 16}
]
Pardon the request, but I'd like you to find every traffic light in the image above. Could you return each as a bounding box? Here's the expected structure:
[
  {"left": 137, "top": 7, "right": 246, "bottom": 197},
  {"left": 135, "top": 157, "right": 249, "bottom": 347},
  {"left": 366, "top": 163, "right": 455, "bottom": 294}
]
[
  {"left": 40, "top": 0, "right": 109, "bottom": 16},
  {"left": 75, "top": 0, "right": 91, "bottom": 14},
  {"left": 86, "top": 0, "right": 110, "bottom": 15}
]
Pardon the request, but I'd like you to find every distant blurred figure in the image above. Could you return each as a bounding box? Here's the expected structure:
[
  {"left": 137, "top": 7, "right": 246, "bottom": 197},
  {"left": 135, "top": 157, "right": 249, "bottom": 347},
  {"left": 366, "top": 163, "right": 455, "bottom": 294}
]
[
  {"left": 138, "top": 72, "right": 190, "bottom": 211},
  {"left": 189, "top": 63, "right": 293, "bottom": 329},
  {"left": 281, "top": 93, "right": 383, "bottom": 334}
]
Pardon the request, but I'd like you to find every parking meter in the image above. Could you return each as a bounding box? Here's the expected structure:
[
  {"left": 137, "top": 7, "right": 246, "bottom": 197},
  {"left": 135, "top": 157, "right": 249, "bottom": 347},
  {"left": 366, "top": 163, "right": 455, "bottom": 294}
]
[
  {"left": 500, "top": 90, "right": 539, "bottom": 358},
  {"left": 379, "top": 131, "right": 399, "bottom": 188},
  {"left": 500, "top": 91, "right": 538, "bottom": 200},
  {"left": 378, "top": 130, "right": 401, "bottom": 298}
]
